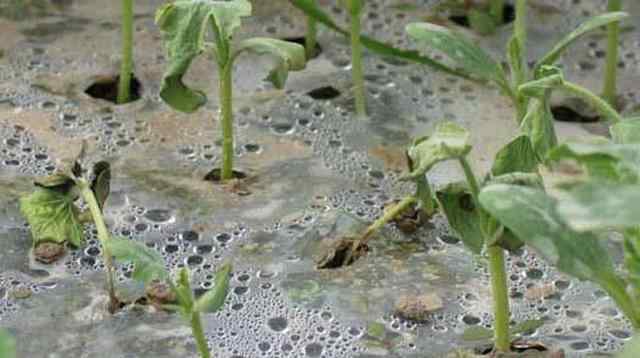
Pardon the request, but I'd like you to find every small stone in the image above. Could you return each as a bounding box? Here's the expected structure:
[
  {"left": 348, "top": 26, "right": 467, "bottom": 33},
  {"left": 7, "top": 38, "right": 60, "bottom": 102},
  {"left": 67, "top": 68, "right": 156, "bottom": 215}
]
[
  {"left": 10, "top": 287, "right": 32, "bottom": 299},
  {"left": 524, "top": 283, "right": 556, "bottom": 301},
  {"left": 33, "top": 242, "right": 66, "bottom": 264},
  {"left": 395, "top": 294, "right": 444, "bottom": 322}
]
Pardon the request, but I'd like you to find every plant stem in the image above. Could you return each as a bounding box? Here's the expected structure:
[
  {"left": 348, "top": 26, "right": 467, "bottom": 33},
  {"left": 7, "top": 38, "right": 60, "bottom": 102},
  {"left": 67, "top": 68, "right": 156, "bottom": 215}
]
[
  {"left": 219, "top": 63, "right": 234, "bottom": 181},
  {"left": 190, "top": 312, "right": 212, "bottom": 358},
  {"left": 458, "top": 157, "right": 511, "bottom": 352},
  {"left": 359, "top": 195, "right": 417, "bottom": 245},
  {"left": 487, "top": 245, "right": 511, "bottom": 351},
  {"left": 561, "top": 81, "right": 623, "bottom": 123},
  {"left": 305, "top": 1, "right": 318, "bottom": 60},
  {"left": 513, "top": 0, "right": 528, "bottom": 123},
  {"left": 117, "top": 0, "right": 134, "bottom": 104},
  {"left": 489, "top": 0, "right": 504, "bottom": 25},
  {"left": 349, "top": 7, "right": 366, "bottom": 118},
  {"left": 78, "top": 179, "right": 118, "bottom": 313},
  {"left": 602, "top": 0, "right": 621, "bottom": 107}
]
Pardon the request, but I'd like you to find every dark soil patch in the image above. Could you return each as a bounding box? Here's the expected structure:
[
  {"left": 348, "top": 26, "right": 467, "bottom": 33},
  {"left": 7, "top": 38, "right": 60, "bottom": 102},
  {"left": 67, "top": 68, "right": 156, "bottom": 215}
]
[{"left": 85, "top": 74, "right": 142, "bottom": 104}]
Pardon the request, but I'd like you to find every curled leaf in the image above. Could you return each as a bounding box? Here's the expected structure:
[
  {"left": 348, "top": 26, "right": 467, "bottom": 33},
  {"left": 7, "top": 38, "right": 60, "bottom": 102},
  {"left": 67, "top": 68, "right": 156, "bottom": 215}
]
[
  {"left": 194, "top": 262, "right": 232, "bottom": 313},
  {"left": 491, "top": 135, "right": 539, "bottom": 177},
  {"left": 91, "top": 161, "right": 111, "bottom": 211},
  {"left": 436, "top": 183, "right": 484, "bottom": 254},
  {"left": 107, "top": 238, "right": 169, "bottom": 284},
  {"left": 233, "top": 38, "right": 306, "bottom": 89}
]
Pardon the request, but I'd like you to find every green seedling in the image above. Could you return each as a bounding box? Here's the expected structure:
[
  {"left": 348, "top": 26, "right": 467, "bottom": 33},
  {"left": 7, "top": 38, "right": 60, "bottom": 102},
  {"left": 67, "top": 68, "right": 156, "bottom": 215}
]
[
  {"left": 117, "top": 0, "right": 134, "bottom": 104},
  {"left": 19, "top": 158, "right": 119, "bottom": 313},
  {"left": 305, "top": 0, "right": 318, "bottom": 59},
  {"left": 398, "top": 121, "right": 546, "bottom": 352},
  {"left": 479, "top": 116, "right": 640, "bottom": 339},
  {"left": 0, "top": 329, "right": 16, "bottom": 358},
  {"left": 106, "top": 238, "right": 231, "bottom": 358},
  {"left": 155, "top": 0, "right": 306, "bottom": 182},
  {"left": 339, "top": 0, "right": 366, "bottom": 117},
  {"left": 602, "top": 0, "right": 622, "bottom": 107},
  {"left": 406, "top": 3, "right": 628, "bottom": 123}
]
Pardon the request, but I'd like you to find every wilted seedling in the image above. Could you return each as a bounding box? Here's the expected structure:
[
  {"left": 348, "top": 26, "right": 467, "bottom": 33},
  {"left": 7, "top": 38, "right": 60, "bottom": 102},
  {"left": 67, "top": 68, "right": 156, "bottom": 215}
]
[
  {"left": 479, "top": 117, "right": 640, "bottom": 338},
  {"left": 107, "top": 238, "right": 231, "bottom": 358},
  {"left": 19, "top": 157, "right": 119, "bottom": 313},
  {"left": 155, "top": 0, "right": 306, "bottom": 182}
]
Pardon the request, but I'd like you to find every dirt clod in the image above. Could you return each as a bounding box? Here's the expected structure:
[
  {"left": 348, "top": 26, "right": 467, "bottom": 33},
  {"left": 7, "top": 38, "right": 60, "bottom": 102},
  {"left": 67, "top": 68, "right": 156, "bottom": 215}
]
[
  {"left": 395, "top": 294, "right": 444, "bottom": 322},
  {"left": 33, "top": 242, "right": 66, "bottom": 264},
  {"left": 315, "top": 236, "right": 368, "bottom": 269}
]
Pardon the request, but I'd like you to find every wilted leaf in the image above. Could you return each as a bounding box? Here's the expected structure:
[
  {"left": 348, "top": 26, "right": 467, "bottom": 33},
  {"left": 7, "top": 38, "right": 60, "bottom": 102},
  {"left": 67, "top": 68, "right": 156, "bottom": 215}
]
[
  {"left": 491, "top": 135, "right": 539, "bottom": 176},
  {"left": 20, "top": 187, "right": 83, "bottom": 247},
  {"left": 479, "top": 184, "right": 619, "bottom": 285},
  {"left": 194, "top": 262, "right": 232, "bottom": 313},
  {"left": 289, "top": 0, "right": 467, "bottom": 78},
  {"left": 91, "top": 161, "right": 110, "bottom": 211},
  {"left": 518, "top": 72, "right": 564, "bottom": 99},
  {"left": 402, "top": 122, "right": 472, "bottom": 180},
  {"left": 233, "top": 38, "right": 306, "bottom": 89},
  {"left": 611, "top": 118, "right": 640, "bottom": 144},
  {"left": 549, "top": 142, "right": 640, "bottom": 181},
  {"left": 34, "top": 173, "right": 75, "bottom": 190},
  {"left": 406, "top": 22, "right": 506, "bottom": 87},
  {"left": 535, "top": 12, "right": 629, "bottom": 72},
  {"left": 108, "top": 238, "right": 169, "bottom": 284},
  {"left": 436, "top": 183, "right": 484, "bottom": 254},
  {"left": 0, "top": 329, "right": 16, "bottom": 358},
  {"left": 155, "top": 0, "right": 252, "bottom": 112},
  {"left": 520, "top": 98, "right": 557, "bottom": 159}
]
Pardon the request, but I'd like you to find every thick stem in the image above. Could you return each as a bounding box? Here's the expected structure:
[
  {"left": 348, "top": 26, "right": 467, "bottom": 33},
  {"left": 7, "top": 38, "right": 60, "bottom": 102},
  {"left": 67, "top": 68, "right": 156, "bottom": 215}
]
[
  {"left": 349, "top": 8, "right": 366, "bottom": 118},
  {"left": 219, "top": 63, "right": 234, "bottom": 181},
  {"left": 458, "top": 157, "right": 511, "bottom": 351},
  {"left": 190, "top": 312, "right": 212, "bottom": 358},
  {"left": 489, "top": 0, "right": 504, "bottom": 25},
  {"left": 78, "top": 180, "right": 118, "bottom": 313},
  {"left": 561, "top": 81, "right": 623, "bottom": 123},
  {"left": 602, "top": 0, "right": 621, "bottom": 107},
  {"left": 117, "top": 0, "right": 134, "bottom": 104},
  {"left": 305, "top": 3, "right": 318, "bottom": 60},
  {"left": 359, "top": 196, "right": 417, "bottom": 245},
  {"left": 487, "top": 245, "right": 511, "bottom": 351}
]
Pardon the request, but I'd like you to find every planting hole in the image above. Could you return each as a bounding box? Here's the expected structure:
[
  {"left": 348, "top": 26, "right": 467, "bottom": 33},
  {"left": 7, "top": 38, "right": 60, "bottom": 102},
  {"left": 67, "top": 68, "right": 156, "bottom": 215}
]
[
  {"left": 551, "top": 105, "right": 599, "bottom": 123},
  {"left": 449, "top": 3, "right": 515, "bottom": 30},
  {"left": 85, "top": 74, "right": 142, "bottom": 104},
  {"left": 307, "top": 86, "right": 341, "bottom": 100},
  {"left": 203, "top": 168, "right": 248, "bottom": 182},
  {"left": 315, "top": 237, "right": 368, "bottom": 269},
  {"left": 282, "top": 36, "right": 322, "bottom": 59}
]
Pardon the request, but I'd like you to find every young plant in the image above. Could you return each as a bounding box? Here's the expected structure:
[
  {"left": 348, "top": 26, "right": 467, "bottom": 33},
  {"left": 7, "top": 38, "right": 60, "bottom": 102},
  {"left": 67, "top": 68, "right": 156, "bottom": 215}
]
[
  {"left": 479, "top": 116, "right": 640, "bottom": 338},
  {"left": 106, "top": 238, "right": 231, "bottom": 358},
  {"left": 117, "top": 0, "right": 134, "bottom": 104},
  {"left": 406, "top": 4, "right": 628, "bottom": 124},
  {"left": 0, "top": 329, "right": 16, "bottom": 358},
  {"left": 602, "top": 0, "right": 622, "bottom": 107},
  {"left": 19, "top": 160, "right": 120, "bottom": 313},
  {"left": 339, "top": 0, "right": 366, "bottom": 117},
  {"left": 155, "top": 0, "right": 306, "bottom": 181}
]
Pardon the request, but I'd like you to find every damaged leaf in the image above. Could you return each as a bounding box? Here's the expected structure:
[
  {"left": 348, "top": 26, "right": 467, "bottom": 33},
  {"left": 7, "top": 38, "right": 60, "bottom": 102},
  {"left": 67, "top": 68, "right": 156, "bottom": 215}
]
[
  {"left": 108, "top": 237, "right": 169, "bottom": 284},
  {"left": 194, "top": 262, "right": 232, "bottom": 313},
  {"left": 233, "top": 38, "right": 306, "bottom": 89}
]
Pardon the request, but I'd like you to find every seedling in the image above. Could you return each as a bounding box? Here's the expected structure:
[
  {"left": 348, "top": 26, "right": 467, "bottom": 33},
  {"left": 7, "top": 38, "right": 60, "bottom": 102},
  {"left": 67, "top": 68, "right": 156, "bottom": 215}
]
[
  {"left": 0, "top": 329, "right": 16, "bottom": 358},
  {"left": 19, "top": 157, "right": 119, "bottom": 313},
  {"left": 406, "top": 3, "right": 628, "bottom": 124},
  {"left": 106, "top": 238, "right": 231, "bottom": 358},
  {"left": 602, "top": 0, "right": 622, "bottom": 107},
  {"left": 117, "top": 0, "right": 134, "bottom": 104},
  {"left": 479, "top": 116, "right": 640, "bottom": 337},
  {"left": 339, "top": 0, "right": 366, "bottom": 117},
  {"left": 155, "top": 0, "right": 306, "bottom": 182}
]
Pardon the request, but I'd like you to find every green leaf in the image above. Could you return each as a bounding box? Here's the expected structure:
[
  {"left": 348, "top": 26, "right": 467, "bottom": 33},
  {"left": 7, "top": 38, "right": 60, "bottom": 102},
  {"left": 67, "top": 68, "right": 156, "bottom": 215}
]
[
  {"left": 288, "top": 0, "right": 470, "bottom": 79},
  {"left": 512, "top": 319, "right": 545, "bottom": 335},
  {"left": 0, "top": 329, "right": 16, "bottom": 358},
  {"left": 174, "top": 267, "right": 194, "bottom": 312},
  {"left": 548, "top": 142, "right": 640, "bottom": 181},
  {"left": 535, "top": 12, "right": 629, "bottom": 72},
  {"left": 520, "top": 98, "right": 558, "bottom": 159},
  {"left": 194, "top": 262, "right": 232, "bottom": 313},
  {"left": 491, "top": 135, "right": 539, "bottom": 176},
  {"left": 611, "top": 118, "right": 640, "bottom": 144},
  {"left": 552, "top": 182, "right": 640, "bottom": 231},
  {"left": 402, "top": 122, "right": 472, "bottom": 180},
  {"left": 91, "top": 161, "right": 110, "bottom": 211},
  {"left": 479, "top": 184, "right": 618, "bottom": 284},
  {"left": 485, "top": 172, "right": 543, "bottom": 188},
  {"left": 20, "top": 186, "right": 83, "bottom": 247},
  {"left": 436, "top": 183, "right": 484, "bottom": 254},
  {"left": 155, "top": 0, "right": 252, "bottom": 113},
  {"left": 107, "top": 238, "right": 169, "bottom": 284},
  {"left": 623, "top": 229, "right": 640, "bottom": 301},
  {"left": 233, "top": 38, "right": 306, "bottom": 89},
  {"left": 618, "top": 335, "right": 640, "bottom": 358},
  {"left": 406, "top": 22, "right": 505, "bottom": 85},
  {"left": 468, "top": 8, "right": 498, "bottom": 35}
]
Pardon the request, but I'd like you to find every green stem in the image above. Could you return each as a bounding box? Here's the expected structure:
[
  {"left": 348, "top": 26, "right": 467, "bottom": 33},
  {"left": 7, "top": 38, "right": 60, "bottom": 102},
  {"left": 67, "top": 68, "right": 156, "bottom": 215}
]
[
  {"left": 513, "top": 0, "right": 528, "bottom": 124},
  {"left": 602, "top": 0, "right": 621, "bottom": 107},
  {"left": 305, "top": 2, "right": 318, "bottom": 60},
  {"left": 117, "top": 0, "right": 134, "bottom": 104},
  {"left": 349, "top": 8, "right": 366, "bottom": 118},
  {"left": 190, "top": 312, "right": 212, "bottom": 358},
  {"left": 489, "top": 0, "right": 504, "bottom": 24},
  {"left": 458, "top": 157, "right": 510, "bottom": 352},
  {"left": 78, "top": 180, "right": 118, "bottom": 313},
  {"left": 561, "top": 81, "right": 623, "bottom": 123},
  {"left": 359, "top": 195, "right": 417, "bottom": 245},
  {"left": 219, "top": 63, "right": 234, "bottom": 181}
]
